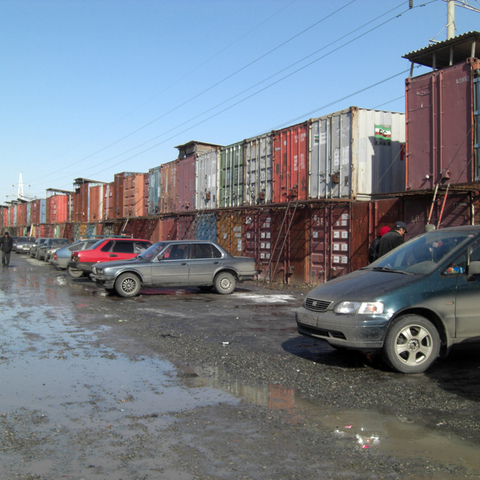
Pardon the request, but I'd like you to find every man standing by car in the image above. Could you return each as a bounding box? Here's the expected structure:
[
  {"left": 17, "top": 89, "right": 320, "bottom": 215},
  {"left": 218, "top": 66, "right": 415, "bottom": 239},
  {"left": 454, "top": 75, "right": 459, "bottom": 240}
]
[
  {"left": 0, "top": 232, "right": 13, "bottom": 267},
  {"left": 378, "top": 221, "right": 407, "bottom": 258}
]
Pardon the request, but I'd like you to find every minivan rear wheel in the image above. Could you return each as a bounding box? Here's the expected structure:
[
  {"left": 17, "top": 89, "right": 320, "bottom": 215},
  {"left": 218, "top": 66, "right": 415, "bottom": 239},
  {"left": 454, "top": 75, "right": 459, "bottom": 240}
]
[{"left": 383, "top": 315, "right": 440, "bottom": 374}]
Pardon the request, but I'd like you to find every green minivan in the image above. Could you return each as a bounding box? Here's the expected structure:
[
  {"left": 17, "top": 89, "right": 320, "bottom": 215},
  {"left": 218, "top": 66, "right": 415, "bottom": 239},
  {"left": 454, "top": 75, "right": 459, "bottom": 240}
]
[{"left": 296, "top": 225, "right": 480, "bottom": 373}]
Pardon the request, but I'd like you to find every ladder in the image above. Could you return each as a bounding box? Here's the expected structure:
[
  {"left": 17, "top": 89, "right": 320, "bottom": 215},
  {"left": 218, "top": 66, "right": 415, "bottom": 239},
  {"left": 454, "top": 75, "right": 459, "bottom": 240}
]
[{"left": 263, "top": 199, "right": 299, "bottom": 285}]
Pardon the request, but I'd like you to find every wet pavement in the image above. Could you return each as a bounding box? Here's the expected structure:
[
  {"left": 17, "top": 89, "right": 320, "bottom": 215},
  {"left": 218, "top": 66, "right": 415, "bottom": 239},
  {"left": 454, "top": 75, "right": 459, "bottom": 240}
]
[{"left": 1, "top": 254, "right": 480, "bottom": 479}]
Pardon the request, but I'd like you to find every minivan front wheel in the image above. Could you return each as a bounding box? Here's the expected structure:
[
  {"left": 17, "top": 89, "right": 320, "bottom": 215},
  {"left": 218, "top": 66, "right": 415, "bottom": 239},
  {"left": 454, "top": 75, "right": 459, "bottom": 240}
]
[
  {"left": 383, "top": 315, "right": 440, "bottom": 374},
  {"left": 115, "top": 273, "right": 141, "bottom": 298}
]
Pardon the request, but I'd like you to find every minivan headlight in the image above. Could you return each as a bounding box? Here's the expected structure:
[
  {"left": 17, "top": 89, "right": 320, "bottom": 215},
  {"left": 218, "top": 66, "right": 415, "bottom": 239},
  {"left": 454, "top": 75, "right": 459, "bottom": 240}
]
[{"left": 334, "top": 301, "right": 384, "bottom": 315}]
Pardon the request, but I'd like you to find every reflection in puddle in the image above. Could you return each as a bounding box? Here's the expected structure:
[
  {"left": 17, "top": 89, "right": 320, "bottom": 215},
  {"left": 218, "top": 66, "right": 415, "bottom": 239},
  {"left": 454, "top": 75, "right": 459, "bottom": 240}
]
[{"left": 186, "top": 364, "right": 480, "bottom": 474}]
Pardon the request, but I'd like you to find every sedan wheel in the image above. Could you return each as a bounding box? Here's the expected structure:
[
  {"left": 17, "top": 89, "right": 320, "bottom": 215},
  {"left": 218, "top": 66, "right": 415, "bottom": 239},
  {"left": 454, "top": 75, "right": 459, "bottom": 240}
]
[
  {"left": 383, "top": 315, "right": 440, "bottom": 374},
  {"left": 67, "top": 265, "right": 84, "bottom": 278},
  {"left": 213, "top": 271, "right": 236, "bottom": 295},
  {"left": 115, "top": 273, "right": 141, "bottom": 298}
]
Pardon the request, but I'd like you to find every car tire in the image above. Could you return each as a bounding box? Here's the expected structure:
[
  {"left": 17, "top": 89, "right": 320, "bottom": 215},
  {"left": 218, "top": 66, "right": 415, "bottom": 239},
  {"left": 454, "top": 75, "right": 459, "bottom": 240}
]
[
  {"left": 383, "top": 315, "right": 440, "bottom": 374},
  {"left": 213, "top": 271, "right": 236, "bottom": 295},
  {"left": 115, "top": 273, "right": 141, "bottom": 298},
  {"left": 67, "top": 265, "right": 84, "bottom": 278}
]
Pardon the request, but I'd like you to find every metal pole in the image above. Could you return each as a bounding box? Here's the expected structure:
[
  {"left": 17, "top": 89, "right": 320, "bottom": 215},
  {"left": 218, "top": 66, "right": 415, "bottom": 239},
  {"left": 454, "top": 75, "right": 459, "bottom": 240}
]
[{"left": 447, "top": 0, "right": 455, "bottom": 40}]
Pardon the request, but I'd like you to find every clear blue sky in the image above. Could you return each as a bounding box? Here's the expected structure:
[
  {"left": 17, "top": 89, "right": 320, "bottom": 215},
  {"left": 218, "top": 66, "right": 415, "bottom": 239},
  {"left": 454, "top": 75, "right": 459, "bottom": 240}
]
[{"left": 1, "top": 0, "right": 479, "bottom": 202}]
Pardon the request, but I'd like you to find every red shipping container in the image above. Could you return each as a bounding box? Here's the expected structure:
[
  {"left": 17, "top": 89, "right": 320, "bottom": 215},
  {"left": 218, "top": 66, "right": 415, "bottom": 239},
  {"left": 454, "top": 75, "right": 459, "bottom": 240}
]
[
  {"left": 133, "top": 173, "right": 149, "bottom": 217},
  {"left": 272, "top": 121, "right": 309, "bottom": 203},
  {"left": 16, "top": 203, "right": 27, "bottom": 226},
  {"left": 89, "top": 185, "right": 103, "bottom": 222},
  {"left": 405, "top": 59, "right": 478, "bottom": 190}
]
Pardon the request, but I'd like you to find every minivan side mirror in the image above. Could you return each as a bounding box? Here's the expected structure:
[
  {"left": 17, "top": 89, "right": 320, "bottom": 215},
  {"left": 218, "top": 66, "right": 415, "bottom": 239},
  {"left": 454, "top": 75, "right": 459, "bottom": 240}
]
[{"left": 467, "top": 261, "right": 480, "bottom": 280}]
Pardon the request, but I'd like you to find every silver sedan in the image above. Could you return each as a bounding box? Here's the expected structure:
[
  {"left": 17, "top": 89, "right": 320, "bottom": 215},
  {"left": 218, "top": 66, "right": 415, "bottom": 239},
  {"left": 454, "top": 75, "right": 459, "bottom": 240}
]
[{"left": 91, "top": 240, "right": 258, "bottom": 298}]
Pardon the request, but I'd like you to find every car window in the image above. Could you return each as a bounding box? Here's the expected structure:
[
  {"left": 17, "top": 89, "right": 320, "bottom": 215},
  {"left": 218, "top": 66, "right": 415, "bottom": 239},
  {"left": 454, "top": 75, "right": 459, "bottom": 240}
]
[
  {"left": 139, "top": 242, "right": 167, "bottom": 260},
  {"left": 373, "top": 231, "right": 474, "bottom": 274},
  {"left": 112, "top": 241, "right": 133, "bottom": 254},
  {"left": 101, "top": 240, "right": 114, "bottom": 252},
  {"left": 133, "top": 242, "right": 148, "bottom": 254},
  {"left": 192, "top": 243, "right": 222, "bottom": 259},
  {"left": 163, "top": 244, "right": 187, "bottom": 260}
]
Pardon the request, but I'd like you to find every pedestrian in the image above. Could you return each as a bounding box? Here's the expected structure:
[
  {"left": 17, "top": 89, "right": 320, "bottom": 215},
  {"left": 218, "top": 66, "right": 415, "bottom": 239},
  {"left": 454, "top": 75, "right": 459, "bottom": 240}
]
[
  {"left": 368, "top": 226, "right": 391, "bottom": 263},
  {"left": 0, "top": 232, "right": 13, "bottom": 267},
  {"left": 378, "top": 221, "right": 407, "bottom": 258}
]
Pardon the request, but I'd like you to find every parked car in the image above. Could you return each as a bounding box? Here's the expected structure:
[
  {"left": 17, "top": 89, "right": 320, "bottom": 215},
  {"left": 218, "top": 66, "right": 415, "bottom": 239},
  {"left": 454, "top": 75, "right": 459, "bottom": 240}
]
[
  {"left": 37, "top": 238, "right": 71, "bottom": 261},
  {"left": 91, "top": 240, "right": 258, "bottom": 298},
  {"left": 295, "top": 225, "right": 480, "bottom": 374},
  {"left": 29, "top": 238, "right": 49, "bottom": 258},
  {"left": 51, "top": 239, "right": 99, "bottom": 270},
  {"left": 68, "top": 238, "right": 152, "bottom": 278},
  {"left": 14, "top": 236, "right": 36, "bottom": 253}
]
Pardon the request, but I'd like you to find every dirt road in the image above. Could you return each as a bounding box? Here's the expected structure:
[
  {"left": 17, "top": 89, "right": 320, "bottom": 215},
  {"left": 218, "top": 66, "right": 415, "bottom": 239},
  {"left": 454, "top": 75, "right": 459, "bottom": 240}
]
[{"left": 1, "top": 254, "right": 480, "bottom": 479}]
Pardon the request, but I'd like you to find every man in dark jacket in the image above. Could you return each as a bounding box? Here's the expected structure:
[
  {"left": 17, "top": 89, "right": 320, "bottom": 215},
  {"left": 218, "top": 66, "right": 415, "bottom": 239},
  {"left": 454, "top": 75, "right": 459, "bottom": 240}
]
[
  {"left": 378, "top": 221, "right": 407, "bottom": 258},
  {"left": 0, "top": 232, "right": 14, "bottom": 267}
]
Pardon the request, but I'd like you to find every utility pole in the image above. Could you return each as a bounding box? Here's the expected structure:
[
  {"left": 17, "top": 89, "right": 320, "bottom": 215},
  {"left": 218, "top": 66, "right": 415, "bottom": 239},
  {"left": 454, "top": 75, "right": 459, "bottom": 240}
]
[{"left": 442, "top": 0, "right": 480, "bottom": 40}]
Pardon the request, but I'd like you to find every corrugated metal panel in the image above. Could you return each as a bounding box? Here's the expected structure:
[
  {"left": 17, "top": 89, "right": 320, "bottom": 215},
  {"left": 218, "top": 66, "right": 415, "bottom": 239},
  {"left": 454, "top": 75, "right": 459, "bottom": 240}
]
[
  {"left": 404, "top": 192, "right": 472, "bottom": 239},
  {"left": 133, "top": 173, "right": 149, "bottom": 217},
  {"left": 160, "top": 161, "right": 178, "bottom": 214},
  {"left": 26, "top": 202, "right": 32, "bottom": 226},
  {"left": 177, "top": 215, "right": 196, "bottom": 240},
  {"left": 104, "top": 183, "right": 114, "bottom": 220},
  {"left": 16, "top": 203, "right": 27, "bottom": 226},
  {"left": 158, "top": 216, "right": 177, "bottom": 240},
  {"left": 406, "top": 60, "right": 477, "bottom": 190},
  {"left": 89, "top": 186, "right": 103, "bottom": 222},
  {"left": 177, "top": 155, "right": 196, "bottom": 212},
  {"left": 219, "top": 142, "right": 244, "bottom": 208},
  {"left": 39, "top": 199, "right": 47, "bottom": 224},
  {"left": 148, "top": 166, "right": 161, "bottom": 215},
  {"left": 309, "top": 107, "right": 406, "bottom": 200},
  {"left": 309, "top": 204, "right": 352, "bottom": 284},
  {"left": 218, "top": 212, "right": 243, "bottom": 255},
  {"left": 272, "top": 122, "right": 309, "bottom": 203},
  {"left": 195, "top": 149, "right": 219, "bottom": 210},
  {"left": 244, "top": 133, "right": 273, "bottom": 206},
  {"left": 288, "top": 208, "right": 308, "bottom": 284},
  {"left": 195, "top": 213, "right": 217, "bottom": 242}
]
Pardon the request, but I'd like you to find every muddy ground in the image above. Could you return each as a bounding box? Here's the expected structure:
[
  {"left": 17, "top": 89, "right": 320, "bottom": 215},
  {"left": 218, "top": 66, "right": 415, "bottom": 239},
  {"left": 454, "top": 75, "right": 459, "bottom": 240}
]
[{"left": 1, "top": 253, "right": 480, "bottom": 479}]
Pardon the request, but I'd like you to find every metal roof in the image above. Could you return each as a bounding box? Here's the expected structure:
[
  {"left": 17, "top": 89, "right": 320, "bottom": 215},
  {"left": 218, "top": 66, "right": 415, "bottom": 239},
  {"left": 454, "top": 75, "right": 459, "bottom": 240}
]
[{"left": 402, "top": 31, "right": 480, "bottom": 69}]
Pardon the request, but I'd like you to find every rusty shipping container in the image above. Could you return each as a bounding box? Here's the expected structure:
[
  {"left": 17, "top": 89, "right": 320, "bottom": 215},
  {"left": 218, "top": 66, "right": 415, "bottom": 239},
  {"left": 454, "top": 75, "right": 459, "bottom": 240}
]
[
  {"left": 16, "top": 202, "right": 27, "bottom": 226},
  {"left": 148, "top": 166, "right": 161, "bottom": 216},
  {"left": 134, "top": 173, "right": 149, "bottom": 218},
  {"left": 89, "top": 185, "right": 103, "bottom": 222},
  {"left": 405, "top": 59, "right": 479, "bottom": 190},
  {"left": 272, "top": 122, "right": 309, "bottom": 203},
  {"left": 177, "top": 214, "right": 196, "bottom": 240},
  {"left": 310, "top": 107, "right": 406, "bottom": 200},
  {"left": 217, "top": 212, "right": 244, "bottom": 255},
  {"left": 244, "top": 133, "right": 273, "bottom": 206},
  {"left": 160, "top": 161, "right": 178, "bottom": 214},
  {"left": 177, "top": 155, "right": 196, "bottom": 212},
  {"left": 103, "top": 183, "right": 114, "bottom": 220},
  {"left": 195, "top": 149, "right": 219, "bottom": 210},
  {"left": 219, "top": 142, "right": 244, "bottom": 208}
]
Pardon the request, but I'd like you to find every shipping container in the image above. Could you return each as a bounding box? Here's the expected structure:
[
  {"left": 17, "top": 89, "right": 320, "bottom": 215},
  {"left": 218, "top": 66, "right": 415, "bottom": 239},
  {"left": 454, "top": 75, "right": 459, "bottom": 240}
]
[
  {"left": 158, "top": 216, "right": 178, "bottom": 241},
  {"left": 217, "top": 212, "right": 243, "bottom": 255},
  {"left": 103, "top": 183, "right": 114, "bottom": 220},
  {"left": 177, "top": 155, "right": 196, "bottom": 212},
  {"left": 195, "top": 213, "right": 217, "bottom": 242},
  {"left": 195, "top": 149, "right": 219, "bottom": 210},
  {"left": 405, "top": 59, "right": 479, "bottom": 190},
  {"left": 272, "top": 122, "right": 309, "bottom": 203},
  {"left": 160, "top": 161, "right": 178, "bottom": 214},
  {"left": 244, "top": 133, "right": 273, "bottom": 206},
  {"left": 219, "top": 142, "right": 244, "bottom": 208},
  {"left": 89, "top": 186, "right": 103, "bottom": 222},
  {"left": 39, "top": 199, "right": 47, "bottom": 224},
  {"left": 177, "top": 214, "right": 196, "bottom": 240},
  {"left": 404, "top": 191, "right": 473, "bottom": 239},
  {"left": 16, "top": 202, "right": 27, "bottom": 226},
  {"left": 26, "top": 202, "right": 32, "bottom": 226},
  {"left": 309, "top": 107, "right": 406, "bottom": 200},
  {"left": 148, "top": 166, "right": 161, "bottom": 215}
]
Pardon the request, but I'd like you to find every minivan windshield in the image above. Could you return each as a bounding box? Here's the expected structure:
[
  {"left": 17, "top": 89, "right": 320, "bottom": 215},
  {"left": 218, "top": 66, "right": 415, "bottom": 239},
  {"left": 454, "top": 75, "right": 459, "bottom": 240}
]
[{"left": 370, "top": 230, "right": 475, "bottom": 274}]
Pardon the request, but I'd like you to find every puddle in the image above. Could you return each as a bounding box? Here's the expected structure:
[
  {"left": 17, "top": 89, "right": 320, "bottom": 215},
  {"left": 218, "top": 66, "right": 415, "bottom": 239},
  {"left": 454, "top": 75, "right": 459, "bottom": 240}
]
[{"left": 187, "top": 364, "right": 480, "bottom": 474}]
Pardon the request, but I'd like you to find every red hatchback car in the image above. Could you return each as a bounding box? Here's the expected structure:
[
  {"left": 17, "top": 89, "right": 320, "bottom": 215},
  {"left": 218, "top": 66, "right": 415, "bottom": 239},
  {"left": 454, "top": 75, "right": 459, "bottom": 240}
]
[{"left": 67, "top": 238, "right": 152, "bottom": 278}]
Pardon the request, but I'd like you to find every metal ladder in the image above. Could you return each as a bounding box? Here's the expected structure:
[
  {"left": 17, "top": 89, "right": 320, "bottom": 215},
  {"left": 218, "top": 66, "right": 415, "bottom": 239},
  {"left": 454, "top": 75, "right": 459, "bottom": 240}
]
[{"left": 263, "top": 199, "right": 299, "bottom": 285}]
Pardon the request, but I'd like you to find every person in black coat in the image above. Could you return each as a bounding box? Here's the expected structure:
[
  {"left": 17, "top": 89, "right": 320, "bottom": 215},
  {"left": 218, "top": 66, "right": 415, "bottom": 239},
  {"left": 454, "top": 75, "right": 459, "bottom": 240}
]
[
  {"left": 378, "top": 221, "right": 407, "bottom": 258},
  {"left": 0, "top": 232, "right": 14, "bottom": 267}
]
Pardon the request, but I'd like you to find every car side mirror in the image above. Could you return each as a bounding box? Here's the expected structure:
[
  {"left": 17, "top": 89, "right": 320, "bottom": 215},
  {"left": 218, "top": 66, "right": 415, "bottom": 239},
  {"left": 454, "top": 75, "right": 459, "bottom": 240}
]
[
  {"left": 467, "top": 261, "right": 480, "bottom": 281},
  {"left": 156, "top": 253, "right": 165, "bottom": 261}
]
